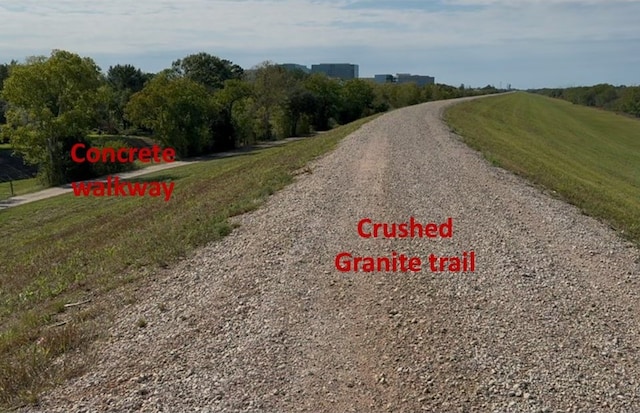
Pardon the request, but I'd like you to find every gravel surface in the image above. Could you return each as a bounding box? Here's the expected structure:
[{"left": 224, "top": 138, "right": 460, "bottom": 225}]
[{"left": 26, "top": 97, "right": 640, "bottom": 412}]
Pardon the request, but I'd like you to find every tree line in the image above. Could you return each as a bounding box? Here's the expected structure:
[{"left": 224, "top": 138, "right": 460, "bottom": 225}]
[
  {"left": 0, "top": 50, "right": 499, "bottom": 186},
  {"left": 530, "top": 84, "right": 640, "bottom": 118}
]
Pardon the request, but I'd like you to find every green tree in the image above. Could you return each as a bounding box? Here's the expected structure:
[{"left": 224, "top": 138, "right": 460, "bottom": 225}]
[
  {"left": 618, "top": 86, "right": 640, "bottom": 117},
  {"left": 421, "top": 84, "right": 435, "bottom": 102},
  {"left": 0, "top": 63, "right": 9, "bottom": 89},
  {"left": 125, "top": 72, "right": 213, "bottom": 156},
  {"left": 432, "top": 83, "right": 462, "bottom": 100},
  {"left": 172, "top": 52, "right": 243, "bottom": 91},
  {"left": 372, "top": 83, "right": 392, "bottom": 112},
  {"left": 94, "top": 84, "right": 122, "bottom": 134},
  {"left": 213, "top": 79, "right": 254, "bottom": 148},
  {"left": 590, "top": 84, "right": 619, "bottom": 109},
  {"left": 285, "top": 88, "right": 317, "bottom": 137},
  {"left": 250, "top": 62, "right": 295, "bottom": 140},
  {"left": 395, "top": 83, "right": 422, "bottom": 108},
  {"left": 98, "top": 64, "right": 153, "bottom": 133},
  {"left": 230, "top": 96, "right": 258, "bottom": 146},
  {"left": 107, "top": 64, "right": 151, "bottom": 92},
  {"left": 338, "top": 79, "right": 375, "bottom": 123},
  {"left": 0, "top": 62, "right": 10, "bottom": 127},
  {"left": 1, "top": 50, "right": 102, "bottom": 185},
  {"left": 303, "top": 73, "right": 341, "bottom": 130}
]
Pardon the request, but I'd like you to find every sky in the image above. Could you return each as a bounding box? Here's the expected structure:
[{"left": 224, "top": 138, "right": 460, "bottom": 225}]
[{"left": 0, "top": 0, "right": 638, "bottom": 89}]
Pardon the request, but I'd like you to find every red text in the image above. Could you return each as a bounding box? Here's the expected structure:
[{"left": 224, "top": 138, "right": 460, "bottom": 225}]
[
  {"left": 335, "top": 251, "right": 422, "bottom": 272},
  {"left": 70, "top": 143, "right": 175, "bottom": 164},
  {"left": 357, "top": 216, "right": 453, "bottom": 239}
]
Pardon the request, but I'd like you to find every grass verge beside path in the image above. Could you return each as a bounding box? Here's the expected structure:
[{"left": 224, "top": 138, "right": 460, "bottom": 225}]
[
  {"left": 445, "top": 92, "right": 640, "bottom": 244},
  {"left": 0, "top": 115, "right": 378, "bottom": 408},
  {"left": 0, "top": 178, "right": 44, "bottom": 201}
]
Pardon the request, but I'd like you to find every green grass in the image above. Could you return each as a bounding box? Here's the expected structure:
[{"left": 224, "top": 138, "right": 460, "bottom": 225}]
[
  {"left": 445, "top": 92, "right": 640, "bottom": 243},
  {"left": 0, "top": 115, "right": 378, "bottom": 408},
  {"left": 0, "top": 177, "right": 45, "bottom": 200}
]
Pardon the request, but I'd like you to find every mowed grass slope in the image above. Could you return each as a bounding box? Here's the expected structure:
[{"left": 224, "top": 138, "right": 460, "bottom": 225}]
[
  {"left": 445, "top": 92, "right": 640, "bottom": 243},
  {"left": 0, "top": 115, "right": 377, "bottom": 407}
]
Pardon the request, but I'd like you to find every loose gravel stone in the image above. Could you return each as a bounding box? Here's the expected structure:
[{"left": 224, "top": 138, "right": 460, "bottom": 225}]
[{"left": 23, "top": 96, "right": 640, "bottom": 412}]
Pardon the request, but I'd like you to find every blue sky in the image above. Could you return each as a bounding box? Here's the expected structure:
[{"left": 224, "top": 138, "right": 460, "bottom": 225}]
[{"left": 0, "top": 0, "right": 638, "bottom": 89}]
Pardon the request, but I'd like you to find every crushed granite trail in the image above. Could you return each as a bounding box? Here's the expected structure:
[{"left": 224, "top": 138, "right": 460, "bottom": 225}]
[{"left": 28, "top": 97, "right": 640, "bottom": 412}]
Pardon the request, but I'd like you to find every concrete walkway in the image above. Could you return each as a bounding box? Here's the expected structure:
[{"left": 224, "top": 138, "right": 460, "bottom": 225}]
[
  {"left": 0, "top": 138, "right": 306, "bottom": 210},
  {"left": 0, "top": 161, "right": 192, "bottom": 210}
]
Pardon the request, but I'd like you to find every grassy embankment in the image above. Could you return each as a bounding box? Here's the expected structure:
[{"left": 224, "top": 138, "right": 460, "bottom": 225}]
[
  {"left": 0, "top": 115, "right": 377, "bottom": 408},
  {"left": 445, "top": 92, "right": 640, "bottom": 244}
]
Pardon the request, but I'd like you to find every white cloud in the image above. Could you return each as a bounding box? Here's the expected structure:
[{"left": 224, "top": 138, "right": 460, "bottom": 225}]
[
  {"left": 0, "top": 0, "right": 638, "bottom": 87},
  {"left": 0, "top": 0, "right": 638, "bottom": 56}
]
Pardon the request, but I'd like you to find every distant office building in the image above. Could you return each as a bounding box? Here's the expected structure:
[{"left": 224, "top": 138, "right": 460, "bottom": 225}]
[
  {"left": 396, "top": 73, "right": 435, "bottom": 86},
  {"left": 374, "top": 74, "right": 395, "bottom": 84},
  {"left": 311, "top": 63, "right": 359, "bottom": 80},
  {"left": 280, "top": 63, "right": 310, "bottom": 73}
]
